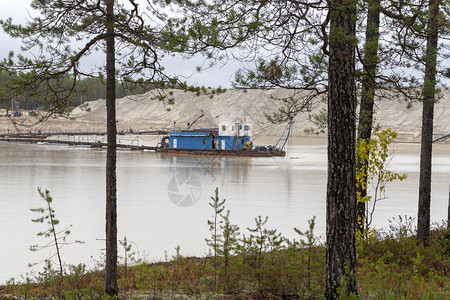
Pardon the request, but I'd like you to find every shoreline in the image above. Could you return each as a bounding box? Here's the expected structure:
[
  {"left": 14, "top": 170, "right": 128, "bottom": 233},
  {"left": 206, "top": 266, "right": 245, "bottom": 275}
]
[
  {"left": 0, "top": 116, "right": 449, "bottom": 144},
  {"left": 0, "top": 225, "right": 448, "bottom": 299}
]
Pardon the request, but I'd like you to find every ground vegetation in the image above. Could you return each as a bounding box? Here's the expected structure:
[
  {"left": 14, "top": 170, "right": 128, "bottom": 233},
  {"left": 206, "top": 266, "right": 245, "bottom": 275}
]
[{"left": 1, "top": 195, "right": 448, "bottom": 299}]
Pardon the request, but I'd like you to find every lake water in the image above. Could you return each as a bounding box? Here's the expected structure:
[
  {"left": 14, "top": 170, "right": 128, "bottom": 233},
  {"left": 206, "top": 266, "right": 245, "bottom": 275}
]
[{"left": 0, "top": 137, "right": 449, "bottom": 283}]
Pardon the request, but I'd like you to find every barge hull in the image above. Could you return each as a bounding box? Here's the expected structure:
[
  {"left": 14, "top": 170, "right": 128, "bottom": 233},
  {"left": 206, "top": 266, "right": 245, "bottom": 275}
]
[{"left": 162, "top": 148, "right": 285, "bottom": 157}]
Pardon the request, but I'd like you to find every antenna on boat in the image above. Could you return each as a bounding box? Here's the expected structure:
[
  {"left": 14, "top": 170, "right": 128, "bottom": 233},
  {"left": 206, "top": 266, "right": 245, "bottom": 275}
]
[{"left": 274, "top": 118, "right": 293, "bottom": 153}]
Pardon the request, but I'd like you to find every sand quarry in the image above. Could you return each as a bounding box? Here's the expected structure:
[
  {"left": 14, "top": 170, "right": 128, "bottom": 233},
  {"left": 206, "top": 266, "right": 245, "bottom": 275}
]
[{"left": 0, "top": 88, "right": 449, "bottom": 143}]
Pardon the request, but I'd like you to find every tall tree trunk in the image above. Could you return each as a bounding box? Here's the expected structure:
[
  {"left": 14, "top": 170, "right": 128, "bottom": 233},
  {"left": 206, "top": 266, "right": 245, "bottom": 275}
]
[
  {"left": 417, "top": 0, "right": 439, "bottom": 245},
  {"left": 105, "top": 0, "right": 118, "bottom": 295},
  {"left": 447, "top": 185, "right": 449, "bottom": 229},
  {"left": 326, "top": 0, "right": 358, "bottom": 298},
  {"left": 356, "top": 0, "right": 381, "bottom": 235}
]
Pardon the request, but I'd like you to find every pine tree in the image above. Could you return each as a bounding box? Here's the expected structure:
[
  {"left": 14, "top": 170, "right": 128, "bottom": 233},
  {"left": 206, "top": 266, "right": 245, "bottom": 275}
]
[{"left": 0, "top": 0, "right": 193, "bottom": 295}]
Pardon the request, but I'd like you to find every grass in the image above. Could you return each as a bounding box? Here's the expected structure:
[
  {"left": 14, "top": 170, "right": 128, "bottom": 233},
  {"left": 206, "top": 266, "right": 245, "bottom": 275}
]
[{"left": 1, "top": 218, "right": 448, "bottom": 299}]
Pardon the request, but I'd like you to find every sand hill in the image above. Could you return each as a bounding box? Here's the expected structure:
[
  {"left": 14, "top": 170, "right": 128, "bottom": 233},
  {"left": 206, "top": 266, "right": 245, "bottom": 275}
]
[
  {"left": 1, "top": 88, "right": 449, "bottom": 142},
  {"left": 68, "top": 88, "right": 450, "bottom": 142}
]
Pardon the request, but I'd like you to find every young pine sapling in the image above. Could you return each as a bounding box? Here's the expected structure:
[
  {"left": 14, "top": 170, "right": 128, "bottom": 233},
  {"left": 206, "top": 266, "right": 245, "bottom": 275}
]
[
  {"left": 119, "top": 236, "right": 141, "bottom": 281},
  {"left": 30, "top": 188, "right": 82, "bottom": 281},
  {"left": 205, "top": 187, "right": 225, "bottom": 290},
  {"left": 246, "top": 215, "right": 283, "bottom": 290},
  {"left": 294, "top": 216, "right": 318, "bottom": 297},
  {"left": 218, "top": 209, "right": 240, "bottom": 291}
]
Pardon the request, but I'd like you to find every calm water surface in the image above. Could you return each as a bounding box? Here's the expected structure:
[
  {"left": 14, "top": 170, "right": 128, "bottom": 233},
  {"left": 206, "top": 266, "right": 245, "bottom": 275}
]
[{"left": 0, "top": 137, "right": 449, "bottom": 282}]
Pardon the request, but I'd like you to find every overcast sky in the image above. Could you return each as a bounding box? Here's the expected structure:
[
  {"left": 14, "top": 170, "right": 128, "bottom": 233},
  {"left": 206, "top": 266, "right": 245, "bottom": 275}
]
[
  {"left": 0, "top": 0, "right": 241, "bottom": 88},
  {"left": 1, "top": 1, "right": 448, "bottom": 89}
]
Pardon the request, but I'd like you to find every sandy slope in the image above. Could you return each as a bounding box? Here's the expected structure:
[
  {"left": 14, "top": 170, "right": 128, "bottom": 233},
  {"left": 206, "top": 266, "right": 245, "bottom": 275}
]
[{"left": 1, "top": 88, "right": 449, "bottom": 142}]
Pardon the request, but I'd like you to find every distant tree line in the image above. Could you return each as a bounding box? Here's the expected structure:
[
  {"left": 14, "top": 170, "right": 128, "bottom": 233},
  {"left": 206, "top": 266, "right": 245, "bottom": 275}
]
[{"left": 0, "top": 71, "right": 154, "bottom": 111}]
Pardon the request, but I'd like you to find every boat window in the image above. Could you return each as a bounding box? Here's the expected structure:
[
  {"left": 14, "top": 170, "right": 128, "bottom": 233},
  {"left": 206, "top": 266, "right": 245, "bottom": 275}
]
[
  {"left": 244, "top": 125, "right": 250, "bottom": 131},
  {"left": 203, "top": 139, "right": 207, "bottom": 145},
  {"left": 231, "top": 126, "right": 235, "bottom": 131},
  {"left": 222, "top": 125, "right": 226, "bottom": 131}
]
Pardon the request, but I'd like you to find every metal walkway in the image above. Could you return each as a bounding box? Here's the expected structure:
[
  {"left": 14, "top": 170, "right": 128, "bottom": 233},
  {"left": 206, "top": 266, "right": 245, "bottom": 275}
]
[{"left": 0, "top": 133, "right": 161, "bottom": 151}]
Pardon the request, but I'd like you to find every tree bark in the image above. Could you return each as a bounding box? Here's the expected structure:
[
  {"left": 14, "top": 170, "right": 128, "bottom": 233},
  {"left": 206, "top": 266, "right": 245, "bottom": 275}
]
[
  {"left": 417, "top": 0, "right": 439, "bottom": 245},
  {"left": 356, "top": 0, "right": 381, "bottom": 235},
  {"left": 447, "top": 185, "right": 449, "bottom": 229},
  {"left": 326, "top": 0, "right": 358, "bottom": 298},
  {"left": 105, "top": 0, "right": 118, "bottom": 296}
]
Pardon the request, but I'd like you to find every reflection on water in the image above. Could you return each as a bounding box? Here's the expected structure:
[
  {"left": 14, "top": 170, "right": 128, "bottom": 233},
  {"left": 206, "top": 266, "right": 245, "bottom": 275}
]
[{"left": 0, "top": 139, "right": 449, "bottom": 282}]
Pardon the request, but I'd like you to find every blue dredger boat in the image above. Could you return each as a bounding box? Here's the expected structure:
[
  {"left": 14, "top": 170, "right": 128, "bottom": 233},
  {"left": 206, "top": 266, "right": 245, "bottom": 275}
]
[{"left": 158, "top": 113, "right": 292, "bottom": 157}]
